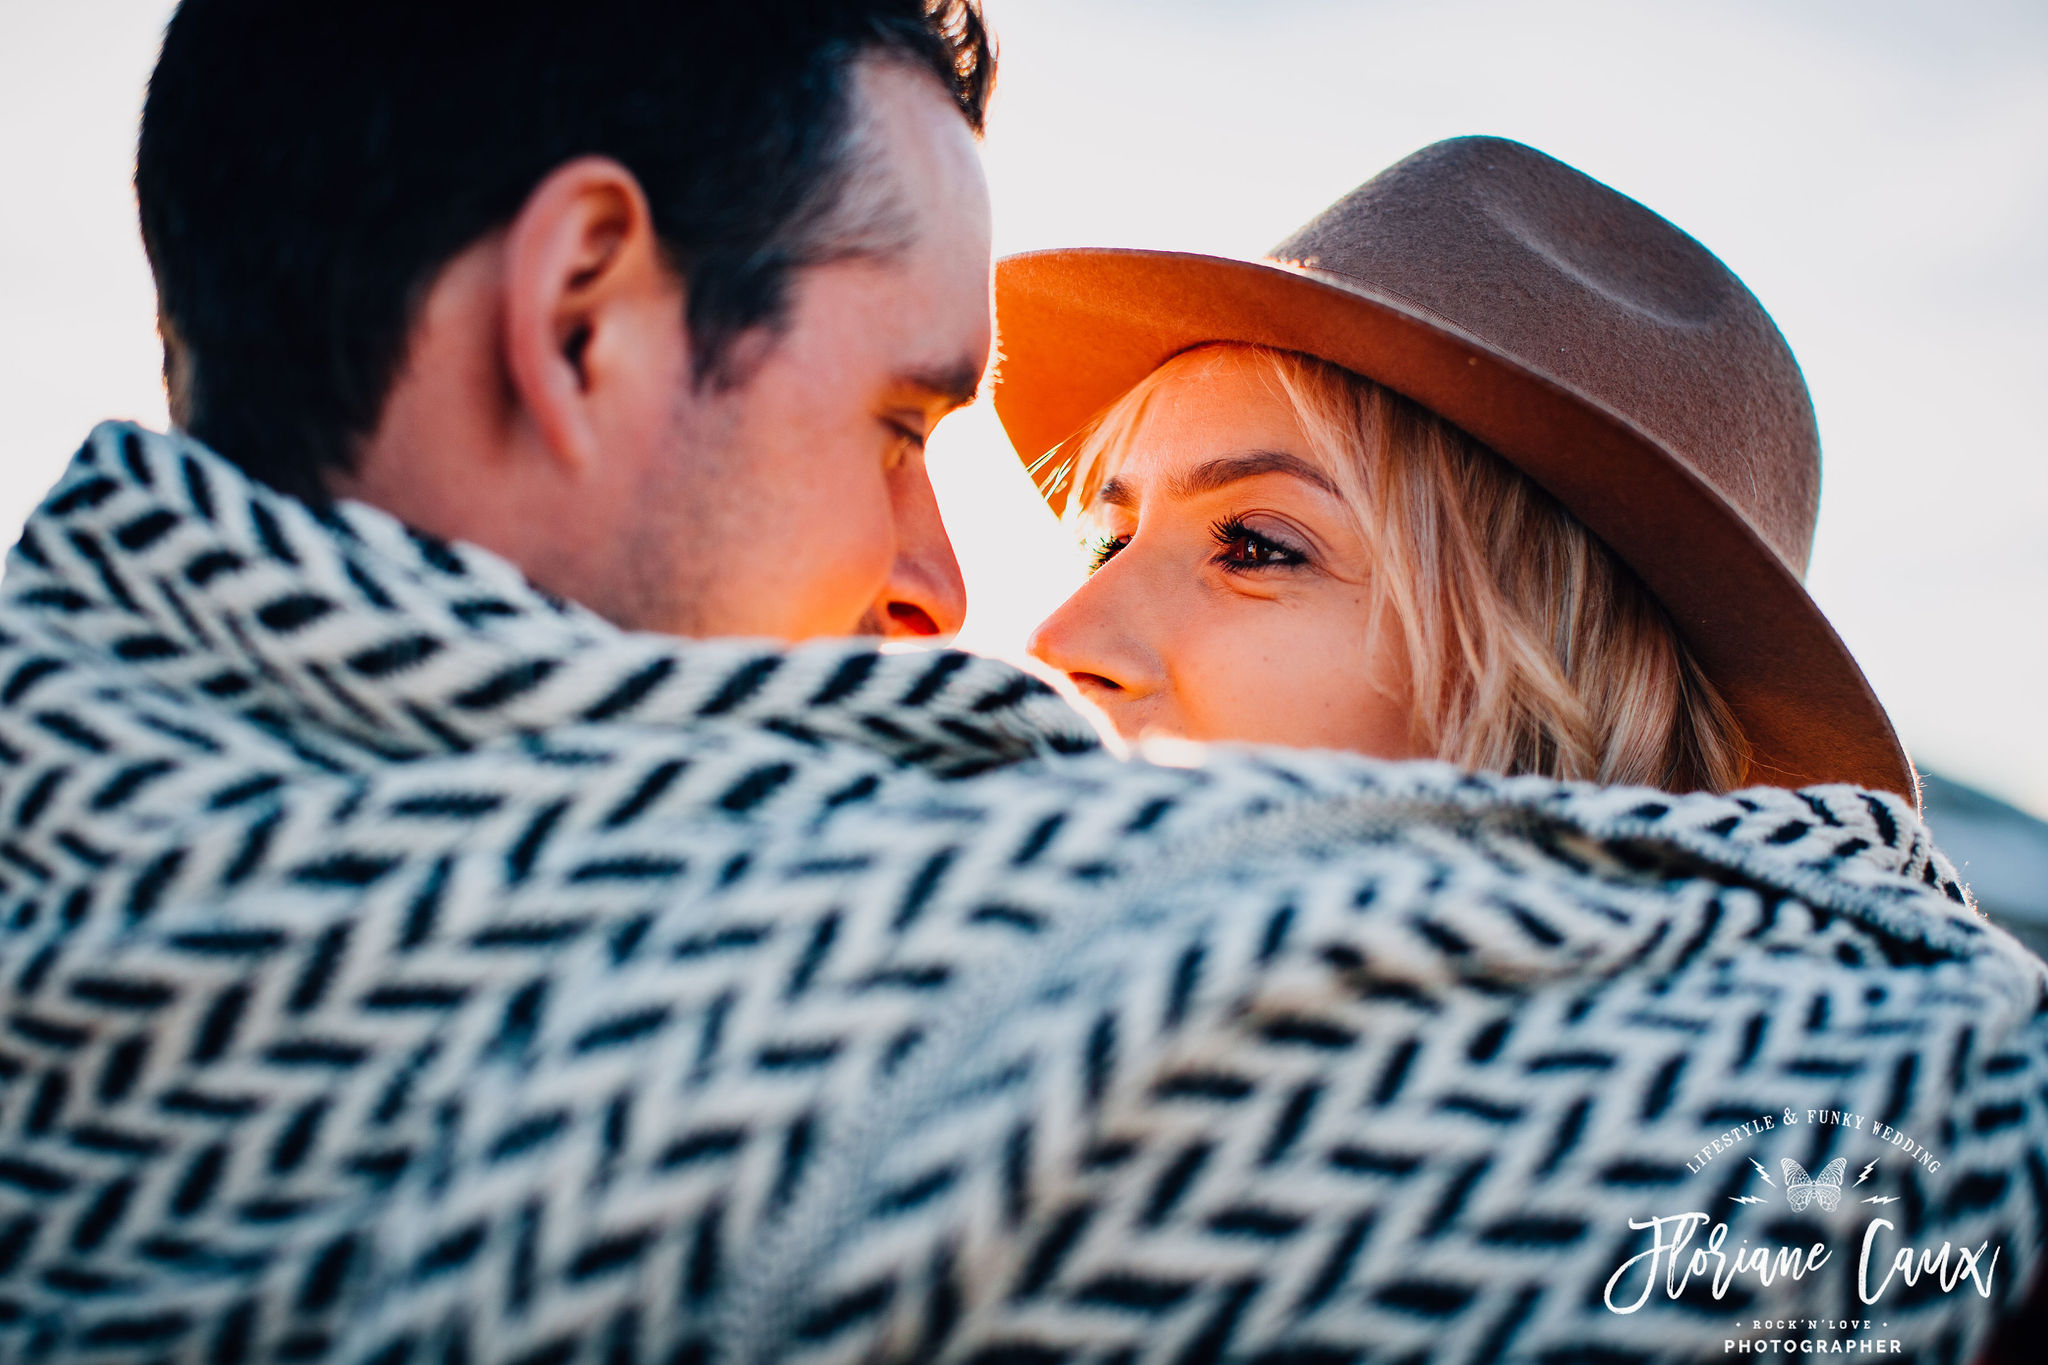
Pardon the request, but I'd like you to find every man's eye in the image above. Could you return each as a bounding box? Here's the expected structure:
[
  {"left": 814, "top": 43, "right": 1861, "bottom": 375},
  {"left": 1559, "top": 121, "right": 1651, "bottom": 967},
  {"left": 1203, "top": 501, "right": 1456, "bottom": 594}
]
[{"left": 886, "top": 423, "right": 926, "bottom": 467}]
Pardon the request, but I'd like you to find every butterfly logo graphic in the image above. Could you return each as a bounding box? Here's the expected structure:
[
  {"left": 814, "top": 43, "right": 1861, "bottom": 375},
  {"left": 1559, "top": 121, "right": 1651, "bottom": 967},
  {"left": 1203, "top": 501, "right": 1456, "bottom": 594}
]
[{"left": 1781, "top": 1157, "right": 1848, "bottom": 1212}]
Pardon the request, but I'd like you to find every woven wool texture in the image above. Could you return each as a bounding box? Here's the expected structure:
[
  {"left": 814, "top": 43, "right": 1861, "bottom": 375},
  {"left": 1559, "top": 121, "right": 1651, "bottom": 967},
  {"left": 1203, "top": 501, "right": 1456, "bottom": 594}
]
[{"left": 0, "top": 423, "right": 2042, "bottom": 1363}]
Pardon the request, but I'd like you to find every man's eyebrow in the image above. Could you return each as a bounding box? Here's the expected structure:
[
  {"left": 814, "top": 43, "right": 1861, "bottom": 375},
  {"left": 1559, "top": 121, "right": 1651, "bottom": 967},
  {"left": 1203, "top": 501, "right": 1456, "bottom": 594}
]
[
  {"left": 896, "top": 360, "right": 983, "bottom": 412},
  {"left": 1169, "top": 450, "right": 1339, "bottom": 500}
]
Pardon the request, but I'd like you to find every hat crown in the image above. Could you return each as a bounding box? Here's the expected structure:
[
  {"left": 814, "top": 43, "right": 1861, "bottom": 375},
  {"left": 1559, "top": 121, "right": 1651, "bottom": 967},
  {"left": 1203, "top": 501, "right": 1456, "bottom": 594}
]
[{"left": 1270, "top": 137, "right": 1821, "bottom": 574}]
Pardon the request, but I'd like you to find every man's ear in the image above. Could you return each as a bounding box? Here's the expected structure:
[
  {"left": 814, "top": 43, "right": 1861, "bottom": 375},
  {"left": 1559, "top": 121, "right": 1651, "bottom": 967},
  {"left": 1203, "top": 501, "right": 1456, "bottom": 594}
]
[{"left": 500, "top": 156, "right": 679, "bottom": 473}]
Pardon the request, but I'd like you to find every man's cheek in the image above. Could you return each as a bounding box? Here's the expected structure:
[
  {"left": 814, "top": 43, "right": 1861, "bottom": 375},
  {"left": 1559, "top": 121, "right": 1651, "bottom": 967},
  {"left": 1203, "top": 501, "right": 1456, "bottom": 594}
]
[
  {"left": 789, "top": 472, "right": 896, "bottom": 636},
  {"left": 840, "top": 494, "right": 901, "bottom": 608}
]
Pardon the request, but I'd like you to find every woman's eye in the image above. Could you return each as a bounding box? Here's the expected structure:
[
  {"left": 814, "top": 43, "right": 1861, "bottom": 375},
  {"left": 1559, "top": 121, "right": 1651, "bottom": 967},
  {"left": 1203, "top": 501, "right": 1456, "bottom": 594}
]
[
  {"left": 1086, "top": 533, "right": 1129, "bottom": 573},
  {"left": 1212, "top": 520, "right": 1306, "bottom": 571}
]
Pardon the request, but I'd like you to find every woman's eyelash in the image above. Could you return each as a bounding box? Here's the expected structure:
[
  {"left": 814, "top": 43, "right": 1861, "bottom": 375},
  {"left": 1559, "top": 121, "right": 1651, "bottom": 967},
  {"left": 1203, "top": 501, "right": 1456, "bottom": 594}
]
[
  {"left": 1086, "top": 532, "right": 1127, "bottom": 572},
  {"left": 1210, "top": 517, "right": 1307, "bottom": 572},
  {"left": 1084, "top": 522, "right": 1305, "bottom": 574}
]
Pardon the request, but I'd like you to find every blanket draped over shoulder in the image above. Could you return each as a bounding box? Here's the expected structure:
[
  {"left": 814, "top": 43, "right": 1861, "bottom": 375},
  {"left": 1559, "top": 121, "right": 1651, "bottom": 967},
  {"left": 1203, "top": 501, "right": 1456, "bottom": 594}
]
[{"left": 0, "top": 423, "right": 2042, "bottom": 1364}]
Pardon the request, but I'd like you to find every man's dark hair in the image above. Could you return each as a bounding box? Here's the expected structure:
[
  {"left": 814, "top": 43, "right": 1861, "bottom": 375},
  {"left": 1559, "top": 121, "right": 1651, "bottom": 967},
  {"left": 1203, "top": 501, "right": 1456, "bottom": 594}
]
[{"left": 136, "top": 0, "right": 994, "bottom": 501}]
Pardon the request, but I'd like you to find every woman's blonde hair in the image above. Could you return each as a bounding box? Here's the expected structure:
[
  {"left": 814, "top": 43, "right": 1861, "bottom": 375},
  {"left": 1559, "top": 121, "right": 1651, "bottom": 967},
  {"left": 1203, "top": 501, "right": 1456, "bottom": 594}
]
[{"left": 1055, "top": 344, "right": 1751, "bottom": 793}]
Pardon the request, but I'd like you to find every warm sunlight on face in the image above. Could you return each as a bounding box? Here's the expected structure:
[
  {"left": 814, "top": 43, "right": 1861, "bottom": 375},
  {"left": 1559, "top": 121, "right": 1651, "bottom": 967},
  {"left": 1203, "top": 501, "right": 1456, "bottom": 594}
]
[{"left": 1027, "top": 348, "right": 1419, "bottom": 755}]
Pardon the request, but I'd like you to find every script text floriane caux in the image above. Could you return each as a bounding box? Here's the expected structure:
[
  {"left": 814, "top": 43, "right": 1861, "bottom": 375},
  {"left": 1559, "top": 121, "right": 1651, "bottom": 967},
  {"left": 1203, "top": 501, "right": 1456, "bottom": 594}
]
[{"left": 1604, "top": 1213, "right": 1999, "bottom": 1312}]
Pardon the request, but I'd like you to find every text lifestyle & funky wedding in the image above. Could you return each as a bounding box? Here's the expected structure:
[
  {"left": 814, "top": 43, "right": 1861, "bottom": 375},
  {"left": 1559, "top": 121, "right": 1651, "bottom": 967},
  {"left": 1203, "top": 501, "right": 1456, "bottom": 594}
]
[{"left": 1686, "top": 1109, "right": 1942, "bottom": 1176}]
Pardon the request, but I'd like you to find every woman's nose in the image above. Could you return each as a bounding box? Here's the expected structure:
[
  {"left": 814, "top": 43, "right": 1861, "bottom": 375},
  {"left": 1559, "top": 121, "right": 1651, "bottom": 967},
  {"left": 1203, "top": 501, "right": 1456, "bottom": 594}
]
[{"left": 1027, "top": 551, "right": 1166, "bottom": 697}]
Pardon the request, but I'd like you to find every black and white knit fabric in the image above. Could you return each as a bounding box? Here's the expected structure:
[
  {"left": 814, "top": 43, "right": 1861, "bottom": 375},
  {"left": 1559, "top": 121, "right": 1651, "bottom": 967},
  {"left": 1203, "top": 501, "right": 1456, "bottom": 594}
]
[{"left": 0, "top": 422, "right": 2043, "bottom": 1365}]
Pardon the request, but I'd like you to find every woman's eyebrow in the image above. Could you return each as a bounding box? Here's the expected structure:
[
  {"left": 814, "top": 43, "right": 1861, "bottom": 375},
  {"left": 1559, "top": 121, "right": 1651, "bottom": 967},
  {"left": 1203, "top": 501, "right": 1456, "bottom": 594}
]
[
  {"left": 1095, "top": 475, "right": 1139, "bottom": 510},
  {"left": 1169, "top": 450, "right": 1339, "bottom": 499},
  {"left": 1088, "top": 451, "right": 1337, "bottom": 513}
]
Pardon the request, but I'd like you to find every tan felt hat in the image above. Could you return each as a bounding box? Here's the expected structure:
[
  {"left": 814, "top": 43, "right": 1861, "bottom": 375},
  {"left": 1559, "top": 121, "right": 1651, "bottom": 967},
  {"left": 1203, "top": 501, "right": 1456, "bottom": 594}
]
[{"left": 991, "top": 135, "right": 1914, "bottom": 799}]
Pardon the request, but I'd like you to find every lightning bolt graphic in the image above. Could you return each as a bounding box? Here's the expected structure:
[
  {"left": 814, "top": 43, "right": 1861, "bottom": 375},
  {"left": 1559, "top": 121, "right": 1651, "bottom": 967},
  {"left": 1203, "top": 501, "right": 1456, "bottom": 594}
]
[
  {"left": 1730, "top": 1195, "right": 1769, "bottom": 1206},
  {"left": 1750, "top": 1158, "right": 1775, "bottom": 1186},
  {"left": 1855, "top": 1160, "right": 1879, "bottom": 1186},
  {"left": 1862, "top": 1195, "right": 1901, "bottom": 1205}
]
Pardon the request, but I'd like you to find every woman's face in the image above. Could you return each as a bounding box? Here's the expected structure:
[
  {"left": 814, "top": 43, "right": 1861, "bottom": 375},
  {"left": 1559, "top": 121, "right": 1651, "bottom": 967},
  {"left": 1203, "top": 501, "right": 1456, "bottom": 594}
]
[{"left": 1028, "top": 350, "right": 1420, "bottom": 756}]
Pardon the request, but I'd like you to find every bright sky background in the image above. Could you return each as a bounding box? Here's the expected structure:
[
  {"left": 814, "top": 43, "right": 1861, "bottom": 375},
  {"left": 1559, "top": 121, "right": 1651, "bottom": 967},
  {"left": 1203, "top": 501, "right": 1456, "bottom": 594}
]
[{"left": 3, "top": 0, "right": 2045, "bottom": 813}]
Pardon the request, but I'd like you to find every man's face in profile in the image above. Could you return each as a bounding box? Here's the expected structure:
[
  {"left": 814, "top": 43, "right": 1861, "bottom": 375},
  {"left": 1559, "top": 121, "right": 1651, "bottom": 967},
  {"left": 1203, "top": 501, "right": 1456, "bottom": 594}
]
[{"left": 644, "top": 59, "right": 992, "bottom": 643}]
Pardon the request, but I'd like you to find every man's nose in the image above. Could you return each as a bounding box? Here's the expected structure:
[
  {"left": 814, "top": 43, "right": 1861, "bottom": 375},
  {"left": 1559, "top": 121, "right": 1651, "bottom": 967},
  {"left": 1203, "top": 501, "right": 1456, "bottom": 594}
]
[
  {"left": 1026, "top": 550, "right": 1165, "bottom": 696},
  {"left": 874, "top": 462, "right": 967, "bottom": 639}
]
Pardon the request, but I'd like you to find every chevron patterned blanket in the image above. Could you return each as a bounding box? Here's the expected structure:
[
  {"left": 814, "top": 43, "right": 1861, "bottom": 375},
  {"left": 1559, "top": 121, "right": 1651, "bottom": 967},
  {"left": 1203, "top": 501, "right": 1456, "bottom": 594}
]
[{"left": 0, "top": 422, "right": 2042, "bottom": 1364}]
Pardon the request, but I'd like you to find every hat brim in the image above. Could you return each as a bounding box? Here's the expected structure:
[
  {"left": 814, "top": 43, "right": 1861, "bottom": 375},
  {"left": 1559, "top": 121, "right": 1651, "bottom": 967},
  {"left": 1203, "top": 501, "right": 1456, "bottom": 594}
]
[{"left": 992, "top": 247, "right": 1916, "bottom": 800}]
